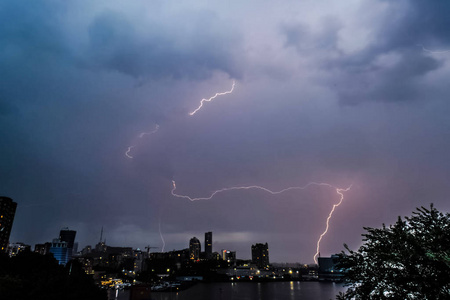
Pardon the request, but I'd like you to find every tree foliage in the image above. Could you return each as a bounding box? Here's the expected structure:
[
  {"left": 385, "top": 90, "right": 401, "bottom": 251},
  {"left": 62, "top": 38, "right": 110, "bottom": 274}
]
[
  {"left": 337, "top": 204, "right": 450, "bottom": 299},
  {"left": 0, "top": 251, "right": 106, "bottom": 300}
]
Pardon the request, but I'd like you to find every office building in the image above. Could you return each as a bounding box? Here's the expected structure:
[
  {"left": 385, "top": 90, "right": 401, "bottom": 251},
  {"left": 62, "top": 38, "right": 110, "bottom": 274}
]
[
  {"left": 8, "top": 242, "right": 31, "bottom": 256},
  {"left": 49, "top": 238, "right": 69, "bottom": 265},
  {"left": 221, "top": 249, "right": 236, "bottom": 266},
  {"left": 318, "top": 254, "right": 343, "bottom": 281},
  {"left": 59, "top": 228, "right": 76, "bottom": 262},
  {"left": 0, "top": 197, "right": 17, "bottom": 253},
  {"left": 189, "top": 237, "right": 201, "bottom": 261},
  {"left": 35, "top": 243, "right": 52, "bottom": 255},
  {"left": 252, "top": 243, "right": 269, "bottom": 269},
  {"left": 205, "top": 231, "right": 212, "bottom": 258}
]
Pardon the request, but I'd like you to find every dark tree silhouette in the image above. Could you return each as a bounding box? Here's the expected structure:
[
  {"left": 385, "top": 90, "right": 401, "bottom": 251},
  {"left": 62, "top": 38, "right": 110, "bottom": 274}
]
[
  {"left": 0, "top": 251, "right": 106, "bottom": 300},
  {"left": 337, "top": 204, "right": 450, "bottom": 299}
]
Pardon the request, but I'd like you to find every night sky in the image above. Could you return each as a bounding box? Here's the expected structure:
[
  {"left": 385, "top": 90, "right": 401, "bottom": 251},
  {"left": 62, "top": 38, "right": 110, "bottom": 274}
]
[{"left": 2, "top": 0, "right": 450, "bottom": 263}]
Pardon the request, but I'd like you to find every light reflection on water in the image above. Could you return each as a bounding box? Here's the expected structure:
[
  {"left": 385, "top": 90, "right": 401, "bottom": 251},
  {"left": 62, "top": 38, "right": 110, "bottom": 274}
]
[{"left": 108, "top": 281, "right": 345, "bottom": 300}]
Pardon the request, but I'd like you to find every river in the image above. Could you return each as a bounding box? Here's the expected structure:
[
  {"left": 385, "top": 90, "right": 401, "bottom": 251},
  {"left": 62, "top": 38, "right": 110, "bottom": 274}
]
[{"left": 109, "top": 281, "right": 345, "bottom": 300}]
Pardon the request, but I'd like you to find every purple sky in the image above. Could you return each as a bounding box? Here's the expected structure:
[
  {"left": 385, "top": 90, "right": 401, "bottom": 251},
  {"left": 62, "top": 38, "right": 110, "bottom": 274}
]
[{"left": 2, "top": 0, "right": 450, "bottom": 263}]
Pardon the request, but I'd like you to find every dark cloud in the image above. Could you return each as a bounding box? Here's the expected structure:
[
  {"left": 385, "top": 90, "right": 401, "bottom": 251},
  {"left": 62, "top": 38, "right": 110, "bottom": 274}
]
[
  {"left": 282, "top": 0, "right": 450, "bottom": 105},
  {"left": 85, "top": 10, "right": 242, "bottom": 79}
]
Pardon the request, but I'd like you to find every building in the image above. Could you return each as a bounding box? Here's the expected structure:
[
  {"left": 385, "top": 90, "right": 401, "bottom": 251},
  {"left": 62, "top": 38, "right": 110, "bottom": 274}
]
[
  {"left": 0, "top": 197, "right": 17, "bottom": 253},
  {"left": 251, "top": 243, "right": 269, "bottom": 269},
  {"left": 189, "top": 237, "right": 201, "bottom": 261},
  {"left": 59, "top": 227, "right": 76, "bottom": 262},
  {"left": 35, "top": 243, "right": 52, "bottom": 255},
  {"left": 222, "top": 249, "right": 236, "bottom": 266},
  {"left": 318, "top": 254, "right": 344, "bottom": 281},
  {"left": 49, "top": 238, "right": 69, "bottom": 265},
  {"left": 8, "top": 242, "right": 31, "bottom": 256},
  {"left": 205, "top": 232, "right": 212, "bottom": 258}
]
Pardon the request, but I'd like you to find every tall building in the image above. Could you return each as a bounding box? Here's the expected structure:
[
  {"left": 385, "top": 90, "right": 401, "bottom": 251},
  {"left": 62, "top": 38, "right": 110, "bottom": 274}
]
[
  {"left": 48, "top": 228, "right": 77, "bottom": 265},
  {"left": 59, "top": 228, "right": 76, "bottom": 248},
  {"left": 189, "top": 237, "right": 201, "bottom": 261},
  {"left": 59, "top": 227, "right": 76, "bottom": 262},
  {"left": 252, "top": 243, "right": 269, "bottom": 269},
  {"left": 205, "top": 232, "right": 212, "bottom": 258},
  {"left": 49, "top": 238, "right": 69, "bottom": 265},
  {"left": 0, "top": 197, "right": 17, "bottom": 253}
]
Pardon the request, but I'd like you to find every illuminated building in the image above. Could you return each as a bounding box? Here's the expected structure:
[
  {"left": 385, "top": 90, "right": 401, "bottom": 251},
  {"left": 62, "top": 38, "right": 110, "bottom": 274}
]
[
  {"left": 205, "top": 231, "right": 212, "bottom": 258},
  {"left": 8, "top": 242, "right": 31, "bottom": 256},
  {"left": 0, "top": 197, "right": 17, "bottom": 253},
  {"left": 251, "top": 243, "right": 269, "bottom": 269},
  {"left": 189, "top": 237, "right": 201, "bottom": 261},
  {"left": 49, "top": 238, "right": 69, "bottom": 265},
  {"left": 222, "top": 249, "right": 236, "bottom": 266}
]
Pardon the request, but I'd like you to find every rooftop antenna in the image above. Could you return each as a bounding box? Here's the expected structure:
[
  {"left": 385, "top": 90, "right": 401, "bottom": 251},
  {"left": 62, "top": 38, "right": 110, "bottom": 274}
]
[{"left": 100, "top": 226, "right": 103, "bottom": 243}]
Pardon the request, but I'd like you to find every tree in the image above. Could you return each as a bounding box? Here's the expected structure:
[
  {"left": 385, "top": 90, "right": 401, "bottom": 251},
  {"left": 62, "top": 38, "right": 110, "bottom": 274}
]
[
  {"left": 0, "top": 252, "right": 106, "bottom": 300},
  {"left": 337, "top": 204, "right": 450, "bottom": 299}
]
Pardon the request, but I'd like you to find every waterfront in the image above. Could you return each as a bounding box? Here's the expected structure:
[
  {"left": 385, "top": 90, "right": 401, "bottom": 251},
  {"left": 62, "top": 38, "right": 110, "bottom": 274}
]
[{"left": 109, "top": 281, "right": 346, "bottom": 300}]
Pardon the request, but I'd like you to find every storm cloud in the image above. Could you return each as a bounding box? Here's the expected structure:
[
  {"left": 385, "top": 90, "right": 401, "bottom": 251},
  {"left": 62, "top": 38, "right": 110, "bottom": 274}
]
[{"left": 2, "top": 0, "right": 450, "bottom": 263}]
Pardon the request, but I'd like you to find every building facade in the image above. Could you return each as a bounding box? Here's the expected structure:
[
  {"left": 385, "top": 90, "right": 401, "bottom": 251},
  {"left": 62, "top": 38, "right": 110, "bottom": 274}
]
[
  {"left": 0, "top": 197, "right": 17, "bottom": 253},
  {"left": 205, "top": 231, "right": 212, "bottom": 258},
  {"left": 49, "top": 238, "right": 69, "bottom": 265},
  {"left": 59, "top": 228, "right": 76, "bottom": 262},
  {"left": 189, "top": 237, "right": 201, "bottom": 261},
  {"left": 251, "top": 243, "right": 269, "bottom": 269}
]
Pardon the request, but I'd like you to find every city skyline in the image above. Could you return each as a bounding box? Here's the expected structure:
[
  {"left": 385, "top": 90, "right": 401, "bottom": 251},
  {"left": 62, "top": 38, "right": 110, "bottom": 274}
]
[{"left": 2, "top": 0, "right": 450, "bottom": 263}]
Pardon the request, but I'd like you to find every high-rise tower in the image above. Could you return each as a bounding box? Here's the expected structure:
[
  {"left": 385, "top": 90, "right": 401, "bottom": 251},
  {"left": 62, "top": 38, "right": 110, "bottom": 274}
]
[
  {"left": 59, "top": 228, "right": 76, "bottom": 249},
  {"left": 205, "top": 231, "right": 212, "bottom": 258},
  {"left": 251, "top": 243, "right": 269, "bottom": 269},
  {"left": 189, "top": 237, "right": 201, "bottom": 261},
  {"left": 0, "top": 197, "right": 17, "bottom": 252},
  {"left": 59, "top": 227, "right": 76, "bottom": 263}
]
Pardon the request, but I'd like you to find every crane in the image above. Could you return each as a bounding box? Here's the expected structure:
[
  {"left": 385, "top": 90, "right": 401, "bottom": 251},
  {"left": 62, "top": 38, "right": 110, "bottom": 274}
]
[{"left": 145, "top": 245, "right": 158, "bottom": 255}]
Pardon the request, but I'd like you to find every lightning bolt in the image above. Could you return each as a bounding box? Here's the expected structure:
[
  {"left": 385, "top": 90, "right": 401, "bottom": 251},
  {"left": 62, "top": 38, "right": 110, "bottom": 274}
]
[
  {"left": 125, "top": 124, "right": 159, "bottom": 159},
  {"left": 417, "top": 43, "right": 450, "bottom": 54},
  {"left": 125, "top": 146, "right": 135, "bottom": 158},
  {"left": 139, "top": 124, "right": 160, "bottom": 138},
  {"left": 313, "top": 185, "right": 351, "bottom": 264},
  {"left": 171, "top": 180, "right": 351, "bottom": 263},
  {"left": 158, "top": 213, "right": 166, "bottom": 252},
  {"left": 189, "top": 80, "right": 236, "bottom": 116}
]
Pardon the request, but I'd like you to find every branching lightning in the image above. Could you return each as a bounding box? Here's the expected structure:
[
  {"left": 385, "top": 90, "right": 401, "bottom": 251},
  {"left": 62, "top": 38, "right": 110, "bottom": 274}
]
[
  {"left": 124, "top": 79, "right": 353, "bottom": 264},
  {"left": 171, "top": 180, "right": 351, "bottom": 263},
  {"left": 189, "top": 80, "right": 236, "bottom": 116},
  {"left": 125, "top": 124, "right": 159, "bottom": 159},
  {"left": 172, "top": 180, "right": 340, "bottom": 201}
]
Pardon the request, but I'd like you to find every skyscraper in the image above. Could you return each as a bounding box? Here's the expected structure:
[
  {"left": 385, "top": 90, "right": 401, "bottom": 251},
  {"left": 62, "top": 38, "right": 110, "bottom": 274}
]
[
  {"left": 49, "top": 238, "right": 69, "bottom": 265},
  {"left": 59, "top": 228, "right": 76, "bottom": 263},
  {"left": 189, "top": 237, "right": 201, "bottom": 261},
  {"left": 59, "top": 228, "right": 76, "bottom": 249},
  {"left": 251, "top": 243, "right": 269, "bottom": 269},
  {"left": 205, "top": 231, "right": 212, "bottom": 258},
  {"left": 0, "top": 197, "right": 17, "bottom": 253}
]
